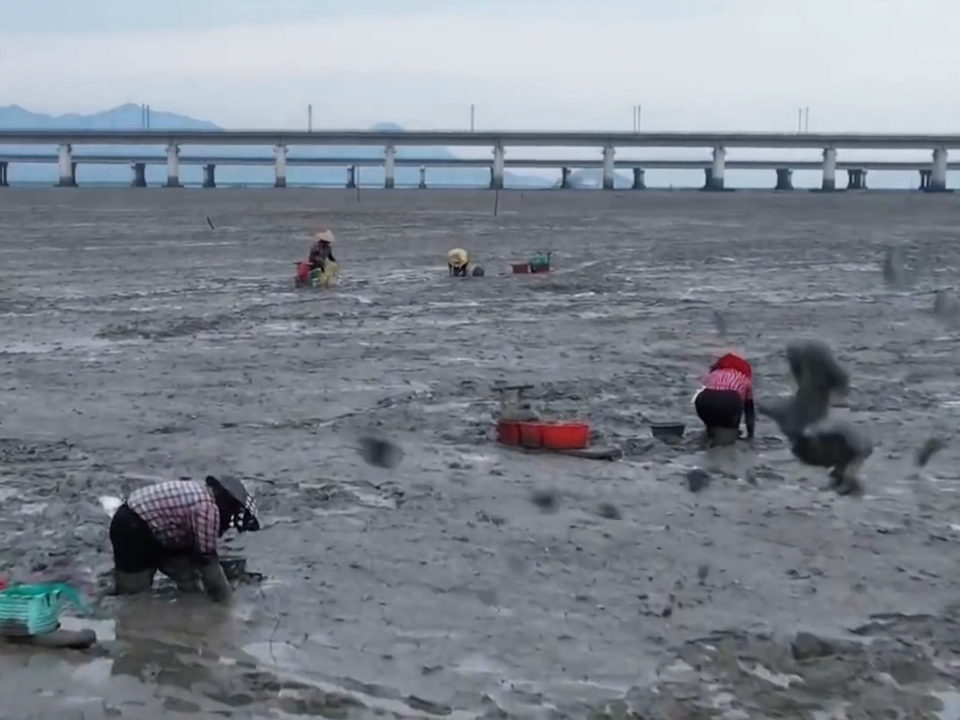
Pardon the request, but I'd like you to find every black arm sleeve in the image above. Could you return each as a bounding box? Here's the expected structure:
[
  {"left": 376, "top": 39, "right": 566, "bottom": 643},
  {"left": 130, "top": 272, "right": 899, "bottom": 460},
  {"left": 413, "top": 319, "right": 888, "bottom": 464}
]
[{"left": 744, "top": 398, "right": 756, "bottom": 438}]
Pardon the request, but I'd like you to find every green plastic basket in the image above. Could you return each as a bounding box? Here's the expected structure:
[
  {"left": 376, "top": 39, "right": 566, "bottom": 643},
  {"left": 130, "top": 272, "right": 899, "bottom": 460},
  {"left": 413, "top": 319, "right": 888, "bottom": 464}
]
[
  {"left": 529, "top": 251, "right": 552, "bottom": 272},
  {"left": 0, "top": 583, "right": 86, "bottom": 637}
]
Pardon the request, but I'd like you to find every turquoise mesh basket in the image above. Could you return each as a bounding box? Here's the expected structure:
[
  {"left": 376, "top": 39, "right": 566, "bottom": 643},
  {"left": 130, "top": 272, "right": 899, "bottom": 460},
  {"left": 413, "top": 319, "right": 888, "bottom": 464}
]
[
  {"left": 0, "top": 583, "right": 86, "bottom": 637},
  {"left": 529, "top": 252, "right": 552, "bottom": 271}
]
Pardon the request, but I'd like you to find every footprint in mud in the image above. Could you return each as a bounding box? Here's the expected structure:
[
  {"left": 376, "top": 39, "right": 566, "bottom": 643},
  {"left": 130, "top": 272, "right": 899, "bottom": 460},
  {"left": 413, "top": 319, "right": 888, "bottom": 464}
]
[{"left": 529, "top": 489, "right": 560, "bottom": 513}]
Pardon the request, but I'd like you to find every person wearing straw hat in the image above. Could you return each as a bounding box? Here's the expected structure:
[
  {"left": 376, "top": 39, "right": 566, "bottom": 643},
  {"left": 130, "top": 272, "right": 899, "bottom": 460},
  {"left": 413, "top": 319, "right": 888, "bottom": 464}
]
[
  {"left": 447, "top": 248, "right": 470, "bottom": 277},
  {"left": 109, "top": 475, "right": 260, "bottom": 603},
  {"left": 694, "top": 352, "right": 756, "bottom": 447},
  {"left": 308, "top": 228, "right": 337, "bottom": 274}
]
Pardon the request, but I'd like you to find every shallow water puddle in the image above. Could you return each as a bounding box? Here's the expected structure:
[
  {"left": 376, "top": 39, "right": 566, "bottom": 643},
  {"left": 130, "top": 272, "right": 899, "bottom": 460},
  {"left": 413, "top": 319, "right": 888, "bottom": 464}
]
[
  {"left": 933, "top": 690, "right": 960, "bottom": 720},
  {"left": 741, "top": 662, "right": 803, "bottom": 689},
  {"left": 0, "top": 338, "right": 117, "bottom": 355},
  {"left": 453, "top": 653, "right": 510, "bottom": 677},
  {"left": 18, "top": 502, "right": 49, "bottom": 516},
  {"left": 61, "top": 616, "right": 117, "bottom": 642},
  {"left": 241, "top": 641, "right": 452, "bottom": 718},
  {"left": 69, "top": 657, "right": 115, "bottom": 687}
]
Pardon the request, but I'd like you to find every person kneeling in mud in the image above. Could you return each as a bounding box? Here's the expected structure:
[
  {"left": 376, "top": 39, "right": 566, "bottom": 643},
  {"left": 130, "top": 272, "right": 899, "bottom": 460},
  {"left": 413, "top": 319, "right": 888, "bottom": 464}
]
[
  {"left": 448, "top": 248, "right": 470, "bottom": 277},
  {"left": 695, "top": 353, "right": 756, "bottom": 447},
  {"left": 109, "top": 475, "right": 260, "bottom": 603},
  {"left": 308, "top": 229, "right": 337, "bottom": 274}
]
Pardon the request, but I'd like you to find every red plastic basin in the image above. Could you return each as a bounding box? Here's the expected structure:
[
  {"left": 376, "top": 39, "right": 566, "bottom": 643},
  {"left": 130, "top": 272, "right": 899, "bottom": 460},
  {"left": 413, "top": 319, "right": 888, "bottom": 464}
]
[
  {"left": 518, "top": 422, "right": 543, "bottom": 449},
  {"left": 511, "top": 263, "right": 530, "bottom": 274},
  {"left": 540, "top": 422, "right": 590, "bottom": 450},
  {"left": 496, "top": 420, "right": 520, "bottom": 446}
]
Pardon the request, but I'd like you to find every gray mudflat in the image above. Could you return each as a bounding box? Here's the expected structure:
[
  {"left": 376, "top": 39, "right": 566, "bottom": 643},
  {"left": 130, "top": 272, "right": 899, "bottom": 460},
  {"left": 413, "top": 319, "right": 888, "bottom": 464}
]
[{"left": 1, "top": 188, "right": 960, "bottom": 718}]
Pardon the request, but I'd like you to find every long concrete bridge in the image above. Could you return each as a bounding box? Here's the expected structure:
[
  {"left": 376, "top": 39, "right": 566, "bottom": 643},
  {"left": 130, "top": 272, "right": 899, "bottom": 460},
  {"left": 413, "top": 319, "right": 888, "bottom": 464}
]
[
  {"left": 0, "top": 129, "right": 957, "bottom": 191},
  {"left": 0, "top": 152, "right": 956, "bottom": 191}
]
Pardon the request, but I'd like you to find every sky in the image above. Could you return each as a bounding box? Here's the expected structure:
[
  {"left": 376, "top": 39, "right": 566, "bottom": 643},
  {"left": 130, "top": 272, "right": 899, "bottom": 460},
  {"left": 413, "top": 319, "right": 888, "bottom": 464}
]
[{"left": 1, "top": 0, "right": 958, "bottom": 133}]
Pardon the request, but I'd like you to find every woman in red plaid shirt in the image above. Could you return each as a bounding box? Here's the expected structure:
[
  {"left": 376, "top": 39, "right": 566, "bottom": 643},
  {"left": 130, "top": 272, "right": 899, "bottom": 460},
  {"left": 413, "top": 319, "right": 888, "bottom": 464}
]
[
  {"left": 109, "top": 475, "right": 260, "bottom": 603},
  {"left": 694, "top": 353, "right": 756, "bottom": 446}
]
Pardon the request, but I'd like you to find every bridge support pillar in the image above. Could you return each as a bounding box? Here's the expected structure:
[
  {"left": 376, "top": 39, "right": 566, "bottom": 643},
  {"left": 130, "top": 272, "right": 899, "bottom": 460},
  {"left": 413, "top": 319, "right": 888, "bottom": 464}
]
[
  {"left": 490, "top": 144, "right": 504, "bottom": 189},
  {"left": 846, "top": 168, "right": 866, "bottom": 190},
  {"left": 419, "top": 166, "right": 427, "bottom": 189},
  {"left": 928, "top": 147, "right": 948, "bottom": 192},
  {"left": 920, "top": 169, "right": 931, "bottom": 190},
  {"left": 384, "top": 145, "right": 395, "bottom": 189},
  {"left": 703, "top": 146, "right": 725, "bottom": 190},
  {"left": 346, "top": 166, "right": 356, "bottom": 189},
  {"left": 602, "top": 145, "right": 616, "bottom": 190},
  {"left": 274, "top": 145, "right": 287, "bottom": 188},
  {"left": 57, "top": 144, "right": 76, "bottom": 187},
  {"left": 165, "top": 144, "right": 181, "bottom": 188},
  {"left": 632, "top": 168, "right": 646, "bottom": 190},
  {"left": 203, "top": 164, "right": 216, "bottom": 189},
  {"left": 560, "top": 167, "right": 571, "bottom": 189},
  {"left": 0, "top": 161, "right": 8, "bottom": 187},
  {"left": 775, "top": 168, "right": 793, "bottom": 191},
  {"left": 821, "top": 148, "right": 837, "bottom": 191},
  {"left": 130, "top": 162, "right": 146, "bottom": 188}
]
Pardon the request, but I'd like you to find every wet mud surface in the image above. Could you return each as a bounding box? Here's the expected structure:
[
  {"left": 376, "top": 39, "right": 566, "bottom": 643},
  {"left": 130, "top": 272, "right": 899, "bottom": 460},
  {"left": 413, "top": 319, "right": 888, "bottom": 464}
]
[{"left": 1, "top": 188, "right": 960, "bottom": 718}]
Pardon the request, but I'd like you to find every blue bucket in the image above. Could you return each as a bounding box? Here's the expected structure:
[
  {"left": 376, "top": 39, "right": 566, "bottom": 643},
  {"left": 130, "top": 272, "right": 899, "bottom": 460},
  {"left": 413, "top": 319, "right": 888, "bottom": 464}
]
[{"left": 0, "top": 583, "right": 87, "bottom": 637}]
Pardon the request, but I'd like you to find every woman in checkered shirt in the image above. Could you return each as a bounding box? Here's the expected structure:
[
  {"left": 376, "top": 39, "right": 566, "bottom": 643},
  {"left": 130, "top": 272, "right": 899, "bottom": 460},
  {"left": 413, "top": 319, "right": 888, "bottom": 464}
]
[
  {"left": 109, "top": 475, "right": 260, "bottom": 603},
  {"left": 694, "top": 353, "right": 756, "bottom": 447}
]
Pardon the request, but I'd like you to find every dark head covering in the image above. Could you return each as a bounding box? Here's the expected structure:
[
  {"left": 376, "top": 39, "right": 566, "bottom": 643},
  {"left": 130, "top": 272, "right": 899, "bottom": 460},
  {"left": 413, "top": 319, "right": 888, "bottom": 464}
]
[{"left": 205, "top": 475, "right": 260, "bottom": 533}]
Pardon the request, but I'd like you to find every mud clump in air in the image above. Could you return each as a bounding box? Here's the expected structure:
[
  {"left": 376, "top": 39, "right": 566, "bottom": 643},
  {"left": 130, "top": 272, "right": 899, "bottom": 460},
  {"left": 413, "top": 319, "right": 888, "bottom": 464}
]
[
  {"left": 356, "top": 435, "right": 404, "bottom": 469},
  {"left": 759, "top": 340, "right": 870, "bottom": 496}
]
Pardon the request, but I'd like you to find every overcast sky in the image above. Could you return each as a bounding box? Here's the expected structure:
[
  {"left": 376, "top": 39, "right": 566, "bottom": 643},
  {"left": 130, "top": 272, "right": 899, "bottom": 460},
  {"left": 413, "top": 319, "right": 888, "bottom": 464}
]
[{"left": 1, "top": 0, "right": 957, "bottom": 133}]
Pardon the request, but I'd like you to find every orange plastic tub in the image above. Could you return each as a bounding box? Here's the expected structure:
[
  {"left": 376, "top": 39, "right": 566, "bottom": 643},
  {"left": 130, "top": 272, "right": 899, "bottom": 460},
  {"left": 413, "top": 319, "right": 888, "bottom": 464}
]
[
  {"left": 496, "top": 420, "right": 520, "bottom": 446},
  {"left": 540, "top": 422, "right": 590, "bottom": 450},
  {"left": 518, "top": 422, "right": 543, "bottom": 449},
  {"left": 511, "top": 263, "right": 530, "bottom": 274}
]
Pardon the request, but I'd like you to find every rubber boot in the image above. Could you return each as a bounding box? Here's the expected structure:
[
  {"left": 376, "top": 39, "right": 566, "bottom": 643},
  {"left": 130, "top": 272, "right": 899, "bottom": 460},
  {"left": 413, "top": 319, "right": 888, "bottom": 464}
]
[
  {"left": 158, "top": 556, "right": 202, "bottom": 593},
  {"left": 114, "top": 569, "right": 155, "bottom": 595},
  {"left": 199, "top": 562, "right": 233, "bottom": 603},
  {"left": 6, "top": 628, "right": 98, "bottom": 649}
]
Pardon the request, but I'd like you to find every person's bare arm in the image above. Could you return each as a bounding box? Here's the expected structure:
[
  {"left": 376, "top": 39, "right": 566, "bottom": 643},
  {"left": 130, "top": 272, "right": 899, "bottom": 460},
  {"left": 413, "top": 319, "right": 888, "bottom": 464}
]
[{"left": 193, "top": 503, "right": 232, "bottom": 603}]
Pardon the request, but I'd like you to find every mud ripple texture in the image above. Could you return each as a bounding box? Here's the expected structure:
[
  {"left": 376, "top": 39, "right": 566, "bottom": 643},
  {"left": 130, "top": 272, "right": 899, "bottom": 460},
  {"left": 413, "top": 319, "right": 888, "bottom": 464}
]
[{"left": 0, "top": 189, "right": 959, "bottom": 718}]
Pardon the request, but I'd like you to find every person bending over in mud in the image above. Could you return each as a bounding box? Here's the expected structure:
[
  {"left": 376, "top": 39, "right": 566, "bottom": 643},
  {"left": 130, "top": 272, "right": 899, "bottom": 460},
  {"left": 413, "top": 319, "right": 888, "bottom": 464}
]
[
  {"left": 695, "top": 352, "right": 755, "bottom": 447},
  {"left": 109, "top": 475, "right": 260, "bottom": 603},
  {"left": 448, "top": 248, "right": 470, "bottom": 277},
  {"left": 308, "top": 229, "right": 336, "bottom": 273}
]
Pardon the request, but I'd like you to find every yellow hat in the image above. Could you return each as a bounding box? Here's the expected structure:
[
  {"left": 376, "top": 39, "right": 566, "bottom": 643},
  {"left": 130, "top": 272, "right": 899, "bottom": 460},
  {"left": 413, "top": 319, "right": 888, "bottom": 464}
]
[{"left": 447, "top": 248, "right": 468, "bottom": 266}]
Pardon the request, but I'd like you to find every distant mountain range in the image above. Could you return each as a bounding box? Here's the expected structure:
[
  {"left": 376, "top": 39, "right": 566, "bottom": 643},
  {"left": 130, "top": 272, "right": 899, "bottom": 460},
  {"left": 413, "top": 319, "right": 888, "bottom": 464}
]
[{"left": 0, "top": 104, "right": 563, "bottom": 188}]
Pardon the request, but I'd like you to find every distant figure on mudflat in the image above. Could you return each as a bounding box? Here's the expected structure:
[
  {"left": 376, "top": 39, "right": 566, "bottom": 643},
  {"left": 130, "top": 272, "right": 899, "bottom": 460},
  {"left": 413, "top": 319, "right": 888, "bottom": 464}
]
[
  {"left": 448, "top": 248, "right": 470, "bottom": 277},
  {"left": 694, "top": 352, "right": 755, "bottom": 447},
  {"left": 308, "top": 228, "right": 337, "bottom": 273},
  {"left": 758, "top": 340, "right": 871, "bottom": 496}
]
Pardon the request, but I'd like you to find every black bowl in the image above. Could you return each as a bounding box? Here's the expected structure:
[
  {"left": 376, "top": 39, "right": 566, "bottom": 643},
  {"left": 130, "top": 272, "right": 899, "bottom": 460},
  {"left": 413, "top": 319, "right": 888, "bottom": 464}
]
[
  {"left": 220, "top": 556, "right": 247, "bottom": 580},
  {"left": 651, "top": 423, "right": 686, "bottom": 441}
]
